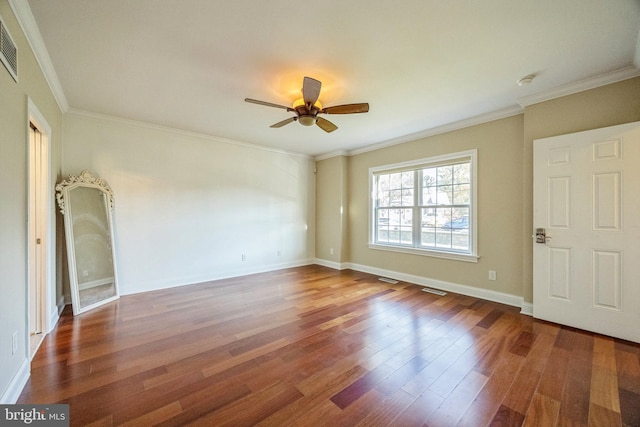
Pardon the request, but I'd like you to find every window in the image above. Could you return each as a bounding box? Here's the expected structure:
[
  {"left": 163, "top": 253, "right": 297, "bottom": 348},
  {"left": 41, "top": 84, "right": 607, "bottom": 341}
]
[{"left": 369, "top": 150, "right": 478, "bottom": 262}]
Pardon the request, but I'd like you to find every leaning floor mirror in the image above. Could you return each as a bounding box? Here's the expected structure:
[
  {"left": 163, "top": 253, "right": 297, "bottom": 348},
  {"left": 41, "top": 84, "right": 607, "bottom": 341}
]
[{"left": 56, "top": 170, "right": 119, "bottom": 315}]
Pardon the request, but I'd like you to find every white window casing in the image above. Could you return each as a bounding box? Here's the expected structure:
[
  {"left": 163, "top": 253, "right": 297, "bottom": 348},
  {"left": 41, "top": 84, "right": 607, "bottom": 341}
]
[{"left": 368, "top": 149, "right": 478, "bottom": 263}]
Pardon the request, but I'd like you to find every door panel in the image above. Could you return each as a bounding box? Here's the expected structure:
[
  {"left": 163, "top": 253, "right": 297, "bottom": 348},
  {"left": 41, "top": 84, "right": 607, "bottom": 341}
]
[
  {"left": 533, "top": 121, "right": 640, "bottom": 343},
  {"left": 548, "top": 247, "right": 571, "bottom": 300}
]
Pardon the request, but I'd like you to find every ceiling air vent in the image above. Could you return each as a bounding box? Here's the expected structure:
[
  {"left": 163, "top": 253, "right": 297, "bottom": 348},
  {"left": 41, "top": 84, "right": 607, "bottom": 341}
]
[{"left": 0, "top": 16, "right": 18, "bottom": 82}]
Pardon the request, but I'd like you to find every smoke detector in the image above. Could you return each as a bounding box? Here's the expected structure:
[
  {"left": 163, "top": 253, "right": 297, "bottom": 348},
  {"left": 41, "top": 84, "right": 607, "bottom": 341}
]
[{"left": 517, "top": 74, "right": 535, "bottom": 86}]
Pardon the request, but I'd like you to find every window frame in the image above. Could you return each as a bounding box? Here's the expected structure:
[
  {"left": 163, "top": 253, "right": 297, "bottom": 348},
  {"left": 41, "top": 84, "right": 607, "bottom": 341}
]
[{"left": 368, "top": 149, "right": 479, "bottom": 263}]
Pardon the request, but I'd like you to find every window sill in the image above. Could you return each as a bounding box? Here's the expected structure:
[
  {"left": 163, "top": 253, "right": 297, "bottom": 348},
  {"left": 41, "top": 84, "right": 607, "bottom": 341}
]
[{"left": 368, "top": 243, "right": 479, "bottom": 263}]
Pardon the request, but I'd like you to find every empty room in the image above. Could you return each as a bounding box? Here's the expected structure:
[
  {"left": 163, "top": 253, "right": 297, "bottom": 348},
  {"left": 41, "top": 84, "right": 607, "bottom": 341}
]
[{"left": 1, "top": 0, "right": 640, "bottom": 426}]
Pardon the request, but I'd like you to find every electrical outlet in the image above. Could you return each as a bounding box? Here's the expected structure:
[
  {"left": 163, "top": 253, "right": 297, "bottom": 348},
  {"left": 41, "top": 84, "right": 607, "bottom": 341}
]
[
  {"left": 82, "top": 270, "right": 89, "bottom": 277},
  {"left": 488, "top": 270, "right": 497, "bottom": 281},
  {"left": 241, "top": 254, "right": 246, "bottom": 262},
  {"left": 330, "top": 248, "right": 334, "bottom": 255},
  {"left": 12, "top": 331, "right": 18, "bottom": 355}
]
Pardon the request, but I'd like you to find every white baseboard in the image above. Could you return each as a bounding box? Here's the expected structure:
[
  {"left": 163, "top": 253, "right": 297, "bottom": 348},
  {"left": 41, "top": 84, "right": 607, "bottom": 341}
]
[
  {"left": 57, "top": 295, "right": 66, "bottom": 315},
  {"left": 120, "top": 258, "right": 317, "bottom": 296},
  {"left": 520, "top": 302, "right": 534, "bottom": 316},
  {"left": 313, "top": 258, "right": 348, "bottom": 270},
  {"left": 46, "top": 295, "right": 66, "bottom": 333},
  {"left": 315, "top": 259, "right": 530, "bottom": 313},
  {"left": 0, "top": 358, "right": 29, "bottom": 404}
]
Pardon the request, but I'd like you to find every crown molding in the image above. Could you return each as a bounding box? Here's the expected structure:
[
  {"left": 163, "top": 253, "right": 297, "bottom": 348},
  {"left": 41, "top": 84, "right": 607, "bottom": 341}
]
[
  {"left": 314, "top": 150, "right": 349, "bottom": 161},
  {"left": 65, "top": 109, "right": 311, "bottom": 159},
  {"left": 346, "top": 105, "right": 524, "bottom": 157},
  {"left": 517, "top": 66, "right": 640, "bottom": 108},
  {"left": 8, "top": 0, "right": 68, "bottom": 112}
]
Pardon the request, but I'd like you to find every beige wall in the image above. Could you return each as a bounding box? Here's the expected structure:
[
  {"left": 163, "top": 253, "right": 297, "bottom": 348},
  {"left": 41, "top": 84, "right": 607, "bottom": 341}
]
[
  {"left": 0, "top": 0, "right": 63, "bottom": 401},
  {"left": 316, "top": 76, "right": 640, "bottom": 306},
  {"left": 315, "top": 155, "right": 349, "bottom": 263},
  {"left": 521, "top": 77, "right": 640, "bottom": 301},
  {"left": 346, "top": 115, "right": 525, "bottom": 297}
]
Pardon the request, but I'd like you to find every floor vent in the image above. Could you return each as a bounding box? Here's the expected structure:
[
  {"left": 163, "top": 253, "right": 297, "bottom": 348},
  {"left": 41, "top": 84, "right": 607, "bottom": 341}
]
[
  {"left": 0, "top": 16, "right": 18, "bottom": 82},
  {"left": 378, "top": 277, "right": 399, "bottom": 284},
  {"left": 421, "top": 287, "right": 447, "bottom": 296}
]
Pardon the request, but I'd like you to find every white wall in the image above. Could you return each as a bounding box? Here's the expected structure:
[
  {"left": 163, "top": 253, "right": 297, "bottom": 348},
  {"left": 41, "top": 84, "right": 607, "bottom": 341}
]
[{"left": 62, "top": 112, "right": 315, "bottom": 295}]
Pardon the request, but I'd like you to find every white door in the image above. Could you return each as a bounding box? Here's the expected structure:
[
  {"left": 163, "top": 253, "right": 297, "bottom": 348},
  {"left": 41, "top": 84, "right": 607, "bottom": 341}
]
[
  {"left": 29, "top": 123, "right": 45, "bottom": 338},
  {"left": 533, "top": 121, "right": 640, "bottom": 343}
]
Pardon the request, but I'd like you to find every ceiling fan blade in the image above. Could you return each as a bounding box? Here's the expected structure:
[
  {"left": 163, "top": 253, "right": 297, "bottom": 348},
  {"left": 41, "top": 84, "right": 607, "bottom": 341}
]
[
  {"left": 270, "top": 117, "right": 297, "bottom": 128},
  {"left": 302, "top": 77, "right": 321, "bottom": 107},
  {"left": 321, "top": 103, "right": 369, "bottom": 114},
  {"left": 245, "top": 98, "right": 293, "bottom": 111},
  {"left": 316, "top": 117, "right": 338, "bottom": 133}
]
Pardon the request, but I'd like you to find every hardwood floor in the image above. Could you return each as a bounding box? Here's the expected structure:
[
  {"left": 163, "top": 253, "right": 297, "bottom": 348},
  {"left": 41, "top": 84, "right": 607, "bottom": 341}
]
[{"left": 18, "top": 265, "right": 640, "bottom": 426}]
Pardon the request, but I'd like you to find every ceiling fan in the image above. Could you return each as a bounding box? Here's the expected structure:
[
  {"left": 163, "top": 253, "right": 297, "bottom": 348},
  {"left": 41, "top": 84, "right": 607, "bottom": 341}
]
[{"left": 244, "top": 76, "right": 369, "bottom": 133}]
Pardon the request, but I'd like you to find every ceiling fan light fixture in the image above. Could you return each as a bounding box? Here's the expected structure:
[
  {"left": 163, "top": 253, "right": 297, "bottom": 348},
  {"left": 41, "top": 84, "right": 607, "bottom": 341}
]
[{"left": 298, "top": 115, "right": 317, "bottom": 126}]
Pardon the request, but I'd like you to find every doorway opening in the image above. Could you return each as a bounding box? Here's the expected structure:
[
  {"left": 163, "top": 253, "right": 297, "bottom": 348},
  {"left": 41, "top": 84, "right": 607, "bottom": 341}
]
[{"left": 28, "top": 104, "right": 51, "bottom": 359}]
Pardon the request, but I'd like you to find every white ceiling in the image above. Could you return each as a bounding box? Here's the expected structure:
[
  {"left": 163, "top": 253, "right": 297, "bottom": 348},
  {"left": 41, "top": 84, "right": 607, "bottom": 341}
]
[{"left": 22, "top": 0, "right": 640, "bottom": 157}]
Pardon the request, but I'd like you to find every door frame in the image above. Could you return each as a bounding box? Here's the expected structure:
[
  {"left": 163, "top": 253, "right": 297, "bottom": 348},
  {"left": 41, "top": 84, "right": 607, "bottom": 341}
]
[{"left": 27, "top": 98, "right": 53, "bottom": 357}]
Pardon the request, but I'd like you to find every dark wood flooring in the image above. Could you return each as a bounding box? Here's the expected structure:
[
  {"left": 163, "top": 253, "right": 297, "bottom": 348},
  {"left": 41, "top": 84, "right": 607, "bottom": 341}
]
[{"left": 18, "top": 265, "right": 640, "bottom": 426}]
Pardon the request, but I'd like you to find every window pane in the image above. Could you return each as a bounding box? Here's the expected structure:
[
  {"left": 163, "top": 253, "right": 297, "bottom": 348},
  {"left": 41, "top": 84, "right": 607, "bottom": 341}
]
[
  {"left": 437, "top": 185, "right": 452, "bottom": 205},
  {"left": 376, "top": 208, "right": 412, "bottom": 245},
  {"left": 437, "top": 207, "right": 470, "bottom": 251},
  {"left": 452, "top": 229, "right": 469, "bottom": 251},
  {"left": 378, "top": 209, "right": 390, "bottom": 223},
  {"left": 452, "top": 208, "right": 469, "bottom": 224},
  {"left": 376, "top": 208, "right": 390, "bottom": 242},
  {"left": 390, "top": 189, "right": 402, "bottom": 206},
  {"left": 454, "top": 163, "right": 470, "bottom": 184},
  {"left": 389, "top": 173, "right": 401, "bottom": 189},
  {"left": 422, "top": 168, "right": 437, "bottom": 187},
  {"left": 377, "top": 190, "right": 388, "bottom": 207},
  {"left": 422, "top": 187, "right": 437, "bottom": 205},
  {"left": 378, "top": 171, "right": 414, "bottom": 207},
  {"left": 437, "top": 166, "right": 453, "bottom": 186},
  {"left": 421, "top": 228, "right": 436, "bottom": 246},
  {"left": 421, "top": 207, "right": 436, "bottom": 228},
  {"left": 453, "top": 183, "right": 470, "bottom": 205},
  {"left": 378, "top": 174, "right": 389, "bottom": 191},
  {"left": 436, "top": 208, "right": 452, "bottom": 228},
  {"left": 402, "top": 189, "right": 414, "bottom": 206},
  {"left": 420, "top": 208, "right": 435, "bottom": 247},
  {"left": 399, "top": 208, "right": 412, "bottom": 244},
  {"left": 402, "top": 171, "right": 414, "bottom": 188},
  {"left": 435, "top": 230, "right": 452, "bottom": 248}
]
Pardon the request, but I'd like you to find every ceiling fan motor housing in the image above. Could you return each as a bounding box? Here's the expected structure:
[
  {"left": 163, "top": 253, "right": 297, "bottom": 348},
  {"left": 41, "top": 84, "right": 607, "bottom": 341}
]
[{"left": 295, "top": 105, "right": 320, "bottom": 126}]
